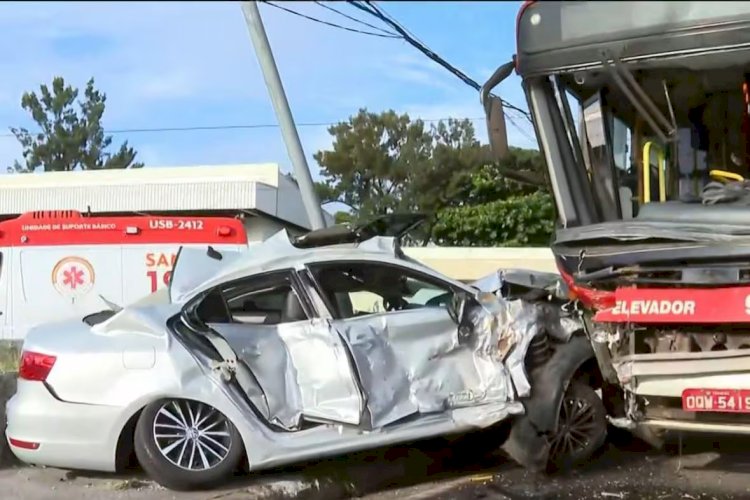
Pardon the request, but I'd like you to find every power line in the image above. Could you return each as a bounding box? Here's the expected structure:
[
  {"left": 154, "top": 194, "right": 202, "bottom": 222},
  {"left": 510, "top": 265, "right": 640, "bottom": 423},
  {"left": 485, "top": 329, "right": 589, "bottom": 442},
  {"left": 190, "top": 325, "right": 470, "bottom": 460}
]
[
  {"left": 260, "top": 1, "right": 400, "bottom": 39},
  {"left": 312, "top": 1, "right": 398, "bottom": 37},
  {"left": 0, "top": 4, "right": 537, "bottom": 145},
  {"left": 358, "top": 1, "right": 426, "bottom": 46},
  {"left": 347, "top": 1, "right": 532, "bottom": 123},
  {"left": 0, "top": 116, "right": 498, "bottom": 138},
  {"left": 506, "top": 110, "right": 536, "bottom": 143}
]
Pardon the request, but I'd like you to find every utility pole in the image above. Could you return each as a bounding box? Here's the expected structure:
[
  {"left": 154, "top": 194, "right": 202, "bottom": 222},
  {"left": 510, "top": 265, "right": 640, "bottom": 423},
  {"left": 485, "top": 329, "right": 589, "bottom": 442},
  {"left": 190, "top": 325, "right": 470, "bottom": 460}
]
[{"left": 240, "top": 1, "right": 326, "bottom": 230}]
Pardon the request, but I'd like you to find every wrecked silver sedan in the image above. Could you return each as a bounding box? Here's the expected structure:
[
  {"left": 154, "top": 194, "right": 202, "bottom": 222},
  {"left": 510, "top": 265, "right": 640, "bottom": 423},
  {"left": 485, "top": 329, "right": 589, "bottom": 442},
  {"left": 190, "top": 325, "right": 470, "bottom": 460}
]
[{"left": 5, "top": 217, "right": 606, "bottom": 490}]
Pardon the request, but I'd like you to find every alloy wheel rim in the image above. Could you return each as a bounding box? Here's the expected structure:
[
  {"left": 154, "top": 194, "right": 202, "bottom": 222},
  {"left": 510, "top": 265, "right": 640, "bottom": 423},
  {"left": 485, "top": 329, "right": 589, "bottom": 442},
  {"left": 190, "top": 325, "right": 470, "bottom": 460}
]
[
  {"left": 549, "top": 393, "right": 598, "bottom": 462},
  {"left": 153, "top": 400, "right": 232, "bottom": 471}
]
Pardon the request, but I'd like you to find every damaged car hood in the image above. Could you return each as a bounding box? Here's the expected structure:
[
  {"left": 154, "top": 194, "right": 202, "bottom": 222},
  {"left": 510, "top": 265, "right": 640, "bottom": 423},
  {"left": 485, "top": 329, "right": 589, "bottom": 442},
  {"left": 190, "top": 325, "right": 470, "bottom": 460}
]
[{"left": 472, "top": 268, "right": 567, "bottom": 299}]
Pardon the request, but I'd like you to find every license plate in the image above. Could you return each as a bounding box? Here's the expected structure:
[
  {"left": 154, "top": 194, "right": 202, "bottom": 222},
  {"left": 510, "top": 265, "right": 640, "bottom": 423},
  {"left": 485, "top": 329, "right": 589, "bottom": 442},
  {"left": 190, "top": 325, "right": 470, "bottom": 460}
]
[{"left": 682, "top": 388, "right": 750, "bottom": 413}]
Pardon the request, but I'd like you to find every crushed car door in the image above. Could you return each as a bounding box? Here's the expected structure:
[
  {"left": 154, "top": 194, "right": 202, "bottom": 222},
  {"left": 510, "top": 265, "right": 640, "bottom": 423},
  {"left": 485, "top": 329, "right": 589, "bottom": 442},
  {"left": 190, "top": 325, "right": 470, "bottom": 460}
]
[
  {"left": 196, "top": 269, "right": 363, "bottom": 429},
  {"left": 308, "top": 261, "right": 514, "bottom": 429}
]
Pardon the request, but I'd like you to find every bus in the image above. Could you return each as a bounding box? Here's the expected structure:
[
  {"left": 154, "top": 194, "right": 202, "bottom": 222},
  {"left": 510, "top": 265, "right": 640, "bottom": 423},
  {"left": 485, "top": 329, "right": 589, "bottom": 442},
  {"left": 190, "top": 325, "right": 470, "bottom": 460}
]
[{"left": 483, "top": 1, "right": 750, "bottom": 447}]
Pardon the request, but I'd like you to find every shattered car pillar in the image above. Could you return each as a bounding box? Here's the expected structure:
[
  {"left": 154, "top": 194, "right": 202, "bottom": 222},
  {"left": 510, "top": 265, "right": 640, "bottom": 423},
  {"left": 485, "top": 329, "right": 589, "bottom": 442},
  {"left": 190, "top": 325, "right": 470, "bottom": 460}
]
[{"left": 469, "top": 270, "right": 599, "bottom": 471}]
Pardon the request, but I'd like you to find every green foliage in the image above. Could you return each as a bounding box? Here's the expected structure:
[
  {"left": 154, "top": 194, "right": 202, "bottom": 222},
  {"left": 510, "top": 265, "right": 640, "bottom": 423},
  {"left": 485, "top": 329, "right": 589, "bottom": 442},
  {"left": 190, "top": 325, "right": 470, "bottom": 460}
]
[
  {"left": 0, "top": 341, "right": 20, "bottom": 374},
  {"left": 315, "top": 109, "right": 555, "bottom": 246},
  {"left": 315, "top": 181, "right": 341, "bottom": 205},
  {"left": 433, "top": 191, "right": 556, "bottom": 247},
  {"left": 334, "top": 211, "right": 353, "bottom": 225},
  {"left": 314, "top": 109, "right": 479, "bottom": 212},
  {"left": 9, "top": 76, "right": 143, "bottom": 173},
  {"left": 465, "top": 146, "right": 546, "bottom": 204}
]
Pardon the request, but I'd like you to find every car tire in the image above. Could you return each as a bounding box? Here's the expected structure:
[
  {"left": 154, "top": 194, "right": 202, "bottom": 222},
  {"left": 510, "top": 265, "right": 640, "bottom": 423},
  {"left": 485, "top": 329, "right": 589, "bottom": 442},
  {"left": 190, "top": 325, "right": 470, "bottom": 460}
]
[
  {"left": 134, "top": 398, "right": 244, "bottom": 491},
  {"left": 547, "top": 380, "right": 607, "bottom": 471}
]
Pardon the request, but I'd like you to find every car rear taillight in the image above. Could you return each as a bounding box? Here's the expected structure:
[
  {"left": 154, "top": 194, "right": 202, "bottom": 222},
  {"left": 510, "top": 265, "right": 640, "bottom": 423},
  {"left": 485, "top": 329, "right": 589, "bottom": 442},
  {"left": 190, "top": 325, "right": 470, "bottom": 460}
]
[
  {"left": 18, "top": 351, "right": 56, "bottom": 381},
  {"left": 8, "top": 438, "right": 40, "bottom": 450}
]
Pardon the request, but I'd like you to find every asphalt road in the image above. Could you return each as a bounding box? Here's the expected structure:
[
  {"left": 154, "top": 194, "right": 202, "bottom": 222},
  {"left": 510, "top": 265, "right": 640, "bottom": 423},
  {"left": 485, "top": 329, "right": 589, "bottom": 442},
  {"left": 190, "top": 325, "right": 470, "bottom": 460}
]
[{"left": 3, "top": 433, "right": 750, "bottom": 500}]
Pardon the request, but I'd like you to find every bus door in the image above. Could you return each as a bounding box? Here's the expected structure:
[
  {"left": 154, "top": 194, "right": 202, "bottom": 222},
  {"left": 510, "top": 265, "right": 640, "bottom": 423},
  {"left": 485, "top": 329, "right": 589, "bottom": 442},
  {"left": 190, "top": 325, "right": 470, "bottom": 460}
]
[{"left": 581, "top": 91, "right": 636, "bottom": 219}]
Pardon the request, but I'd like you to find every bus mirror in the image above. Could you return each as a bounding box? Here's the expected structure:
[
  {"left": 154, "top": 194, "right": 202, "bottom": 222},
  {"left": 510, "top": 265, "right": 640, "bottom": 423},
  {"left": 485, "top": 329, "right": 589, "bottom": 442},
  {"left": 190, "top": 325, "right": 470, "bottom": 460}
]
[
  {"left": 485, "top": 95, "right": 509, "bottom": 160},
  {"left": 481, "top": 59, "right": 515, "bottom": 161}
]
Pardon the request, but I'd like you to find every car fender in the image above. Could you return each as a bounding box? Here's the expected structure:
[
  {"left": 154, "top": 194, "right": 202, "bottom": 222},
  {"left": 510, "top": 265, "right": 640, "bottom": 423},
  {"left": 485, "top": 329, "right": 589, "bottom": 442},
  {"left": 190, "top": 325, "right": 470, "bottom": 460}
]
[{"left": 502, "top": 334, "right": 596, "bottom": 471}]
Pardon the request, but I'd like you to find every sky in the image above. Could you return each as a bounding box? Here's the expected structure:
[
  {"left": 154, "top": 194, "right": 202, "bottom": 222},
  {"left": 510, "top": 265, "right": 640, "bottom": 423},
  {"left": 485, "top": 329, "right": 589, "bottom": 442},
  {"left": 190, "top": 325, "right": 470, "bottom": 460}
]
[{"left": 0, "top": 1, "right": 535, "bottom": 179}]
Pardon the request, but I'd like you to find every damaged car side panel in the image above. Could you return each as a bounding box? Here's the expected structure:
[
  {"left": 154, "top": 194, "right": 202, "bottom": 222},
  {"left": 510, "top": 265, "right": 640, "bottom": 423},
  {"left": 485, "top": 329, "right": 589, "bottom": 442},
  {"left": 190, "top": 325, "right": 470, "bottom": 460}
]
[
  {"left": 7, "top": 229, "right": 608, "bottom": 490},
  {"left": 189, "top": 255, "right": 601, "bottom": 472},
  {"left": 332, "top": 306, "right": 515, "bottom": 429},
  {"left": 190, "top": 252, "right": 603, "bottom": 470},
  {"left": 209, "top": 320, "right": 364, "bottom": 428}
]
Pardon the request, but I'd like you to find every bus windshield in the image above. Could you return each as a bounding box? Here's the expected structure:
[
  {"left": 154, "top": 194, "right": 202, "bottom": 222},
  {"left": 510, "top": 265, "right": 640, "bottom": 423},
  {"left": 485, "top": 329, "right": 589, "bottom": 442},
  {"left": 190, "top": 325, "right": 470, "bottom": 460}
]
[{"left": 512, "top": 1, "right": 750, "bottom": 231}]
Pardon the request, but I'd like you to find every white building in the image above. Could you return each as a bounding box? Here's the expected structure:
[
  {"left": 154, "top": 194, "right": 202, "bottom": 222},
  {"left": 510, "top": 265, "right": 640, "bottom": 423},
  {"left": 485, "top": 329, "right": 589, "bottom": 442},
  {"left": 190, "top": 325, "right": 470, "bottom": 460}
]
[{"left": 0, "top": 164, "right": 333, "bottom": 242}]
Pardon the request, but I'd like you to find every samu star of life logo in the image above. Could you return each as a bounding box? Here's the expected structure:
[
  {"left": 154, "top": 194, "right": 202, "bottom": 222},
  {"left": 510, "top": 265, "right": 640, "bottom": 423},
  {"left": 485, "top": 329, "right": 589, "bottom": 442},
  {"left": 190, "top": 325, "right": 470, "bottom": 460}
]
[{"left": 52, "top": 256, "right": 95, "bottom": 297}]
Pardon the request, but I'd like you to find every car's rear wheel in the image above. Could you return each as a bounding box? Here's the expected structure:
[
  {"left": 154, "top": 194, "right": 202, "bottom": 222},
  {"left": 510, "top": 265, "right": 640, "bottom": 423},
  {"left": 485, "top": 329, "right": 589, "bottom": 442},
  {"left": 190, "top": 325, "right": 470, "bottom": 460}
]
[
  {"left": 547, "top": 380, "right": 607, "bottom": 471},
  {"left": 134, "top": 399, "right": 243, "bottom": 491}
]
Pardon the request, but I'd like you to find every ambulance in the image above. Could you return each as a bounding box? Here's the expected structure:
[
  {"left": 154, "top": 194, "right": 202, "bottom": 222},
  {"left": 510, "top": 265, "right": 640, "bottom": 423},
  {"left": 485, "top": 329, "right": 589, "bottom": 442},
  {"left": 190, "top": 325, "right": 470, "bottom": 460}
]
[{"left": 0, "top": 210, "right": 248, "bottom": 339}]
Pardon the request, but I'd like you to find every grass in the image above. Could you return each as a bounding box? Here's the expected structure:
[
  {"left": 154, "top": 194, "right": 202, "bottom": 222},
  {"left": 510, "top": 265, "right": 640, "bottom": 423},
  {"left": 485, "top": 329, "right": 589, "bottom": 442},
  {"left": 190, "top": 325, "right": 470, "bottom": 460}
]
[{"left": 0, "top": 341, "right": 20, "bottom": 374}]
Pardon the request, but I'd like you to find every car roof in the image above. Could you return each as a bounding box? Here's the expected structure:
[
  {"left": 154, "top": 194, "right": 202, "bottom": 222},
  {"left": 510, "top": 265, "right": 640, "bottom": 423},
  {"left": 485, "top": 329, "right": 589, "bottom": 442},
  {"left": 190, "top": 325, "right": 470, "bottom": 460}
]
[{"left": 170, "top": 229, "right": 455, "bottom": 303}]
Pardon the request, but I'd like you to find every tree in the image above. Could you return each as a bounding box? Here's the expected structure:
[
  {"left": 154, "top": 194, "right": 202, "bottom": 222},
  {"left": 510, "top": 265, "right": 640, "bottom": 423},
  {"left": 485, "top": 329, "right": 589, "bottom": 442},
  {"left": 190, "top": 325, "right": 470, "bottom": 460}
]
[
  {"left": 314, "top": 109, "right": 484, "bottom": 243},
  {"left": 314, "top": 109, "right": 431, "bottom": 217},
  {"left": 314, "top": 109, "right": 556, "bottom": 246},
  {"left": 9, "top": 76, "right": 143, "bottom": 173},
  {"left": 430, "top": 146, "right": 555, "bottom": 246},
  {"left": 432, "top": 191, "right": 556, "bottom": 247}
]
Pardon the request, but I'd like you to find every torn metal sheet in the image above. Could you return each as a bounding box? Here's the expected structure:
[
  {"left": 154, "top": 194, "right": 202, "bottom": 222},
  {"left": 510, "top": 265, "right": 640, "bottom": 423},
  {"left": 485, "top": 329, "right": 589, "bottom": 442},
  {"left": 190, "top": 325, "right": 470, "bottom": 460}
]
[
  {"left": 391, "top": 306, "right": 513, "bottom": 413},
  {"left": 276, "top": 319, "right": 363, "bottom": 425},
  {"left": 208, "top": 323, "right": 303, "bottom": 430},
  {"left": 477, "top": 299, "right": 542, "bottom": 399},
  {"left": 333, "top": 317, "right": 418, "bottom": 429},
  {"left": 472, "top": 269, "right": 568, "bottom": 301},
  {"left": 334, "top": 296, "right": 535, "bottom": 428},
  {"left": 212, "top": 319, "right": 362, "bottom": 428}
]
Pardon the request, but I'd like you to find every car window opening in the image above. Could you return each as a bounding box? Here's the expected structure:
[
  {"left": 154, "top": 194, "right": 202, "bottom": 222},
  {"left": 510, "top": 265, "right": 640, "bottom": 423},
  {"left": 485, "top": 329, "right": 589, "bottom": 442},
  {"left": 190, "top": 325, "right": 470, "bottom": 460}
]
[
  {"left": 195, "top": 272, "right": 309, "bottom": 326},
  {"left": 310, "top": 262, "right": 452, "bottom": 320}
]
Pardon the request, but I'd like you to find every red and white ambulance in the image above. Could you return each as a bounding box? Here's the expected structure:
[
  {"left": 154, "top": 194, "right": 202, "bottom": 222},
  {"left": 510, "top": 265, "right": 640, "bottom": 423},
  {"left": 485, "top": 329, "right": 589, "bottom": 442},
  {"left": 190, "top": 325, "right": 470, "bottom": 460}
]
[{"left": 0, "top": 210, "right": 248, "bottom": 339}]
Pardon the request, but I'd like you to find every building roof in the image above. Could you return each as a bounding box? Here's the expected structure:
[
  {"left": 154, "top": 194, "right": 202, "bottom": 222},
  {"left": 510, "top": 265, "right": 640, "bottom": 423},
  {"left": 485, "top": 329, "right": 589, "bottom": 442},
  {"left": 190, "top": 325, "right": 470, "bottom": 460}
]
[{"left": 0, "top": 164, "right": 330, "bottom": 229}]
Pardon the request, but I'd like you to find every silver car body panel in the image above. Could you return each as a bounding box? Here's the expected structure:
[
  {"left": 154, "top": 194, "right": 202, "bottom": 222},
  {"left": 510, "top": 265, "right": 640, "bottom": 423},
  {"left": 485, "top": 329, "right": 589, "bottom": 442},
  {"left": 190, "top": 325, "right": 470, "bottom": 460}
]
[
  {"left": 7, "top": 229, "right": 562, "bottom": 473},
  {"left": 209, "top": 319, "right": 364, "bottom": 428}
]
